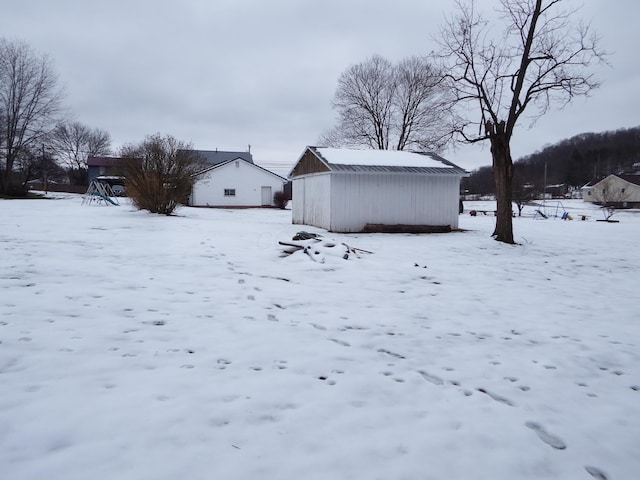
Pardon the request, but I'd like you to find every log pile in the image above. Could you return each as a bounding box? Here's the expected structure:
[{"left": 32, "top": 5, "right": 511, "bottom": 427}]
[{"left": 279, "top": 232, "right": 372, "bottom": 263}]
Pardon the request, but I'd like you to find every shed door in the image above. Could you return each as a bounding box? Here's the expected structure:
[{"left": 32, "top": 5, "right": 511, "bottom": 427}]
[{"left": 261, "top": 186, "right": 272, "bottom": 206}]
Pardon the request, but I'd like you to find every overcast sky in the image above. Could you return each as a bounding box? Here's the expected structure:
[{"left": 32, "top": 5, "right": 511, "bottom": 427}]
[{"left": 3, "top": 0, "right": 639, "bottom": 174}]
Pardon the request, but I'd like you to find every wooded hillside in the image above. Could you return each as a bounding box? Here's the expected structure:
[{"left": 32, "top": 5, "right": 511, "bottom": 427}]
[{"left": 463, "top": 126, "right": 640, "bottom": 195}]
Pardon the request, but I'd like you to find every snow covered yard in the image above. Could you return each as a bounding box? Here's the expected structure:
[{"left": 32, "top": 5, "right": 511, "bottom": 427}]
[{"left": 1, "top": 195, "right": 638, "bottom": 480}]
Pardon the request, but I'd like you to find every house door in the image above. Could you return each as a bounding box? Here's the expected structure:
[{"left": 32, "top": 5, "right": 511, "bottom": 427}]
[{"left": 261, "top": 186, "right": 272, "bottom": 206}]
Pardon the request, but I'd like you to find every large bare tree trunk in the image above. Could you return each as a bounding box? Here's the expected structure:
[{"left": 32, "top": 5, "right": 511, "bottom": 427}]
[{"left": 489, "top": 123, "right": 515, "bottom": 244}]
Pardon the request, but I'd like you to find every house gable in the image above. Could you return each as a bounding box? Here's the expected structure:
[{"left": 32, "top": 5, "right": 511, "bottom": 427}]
[{"left": 196, "top": 158, "right": 287, "bottom": 182}]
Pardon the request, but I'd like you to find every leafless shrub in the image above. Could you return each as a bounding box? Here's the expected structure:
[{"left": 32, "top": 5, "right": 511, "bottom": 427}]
[{"left": 118, "top": 134, "right": 204, "bottom": 215}]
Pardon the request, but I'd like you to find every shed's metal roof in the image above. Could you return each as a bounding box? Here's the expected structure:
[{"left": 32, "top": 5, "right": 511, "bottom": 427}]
[{"left": 312, "top": 147, "right": 468, "bottom": 175}]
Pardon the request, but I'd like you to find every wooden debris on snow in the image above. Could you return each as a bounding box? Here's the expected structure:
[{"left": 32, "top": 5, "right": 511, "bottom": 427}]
[{"left": 279, "top": 231, "right": 372, "bottom": 263}]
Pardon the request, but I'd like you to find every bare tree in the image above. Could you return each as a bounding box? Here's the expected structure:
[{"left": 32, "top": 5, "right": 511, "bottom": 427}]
[
  {"left": 118, "top": 134, "right": 204, "bottom": 215},
  {"left": 512, "top": 168, "right": 536, "bottom": 216},
  {"left": 50, "top": 121, "right": 111, "bottom": 185},
  {"left": 436, "top": 0, "right": 607, "bottom": 243},
  {"left": 0, "top": 38, "right": 64, "bottom": 195},
  {"left": 14, "top": 146, "right": 65, "bottom": 190},
  {"left": 321, "top": 55, "right": 450, "bottom": 151}
]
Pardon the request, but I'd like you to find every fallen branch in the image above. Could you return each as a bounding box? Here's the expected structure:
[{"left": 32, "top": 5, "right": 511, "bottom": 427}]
[{"left": 279, "top": 232, "right": 373, "bottom": 263}]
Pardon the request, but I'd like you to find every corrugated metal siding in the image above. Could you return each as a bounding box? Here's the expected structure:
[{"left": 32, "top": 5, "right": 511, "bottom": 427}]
[
  {"left": 292, "top": 174, "right": 332, "bottom": 230},
  {"left": 329, "top": 173, "right": 460, "bottom": 232}
]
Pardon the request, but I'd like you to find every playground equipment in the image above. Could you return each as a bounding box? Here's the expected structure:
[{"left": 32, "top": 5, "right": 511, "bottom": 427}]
[
  {"left": 82, "top": 181, "right": 120, "bottom": 206},
  {"left": 533, "top": 200, "right": 571, "bottom": 220}
]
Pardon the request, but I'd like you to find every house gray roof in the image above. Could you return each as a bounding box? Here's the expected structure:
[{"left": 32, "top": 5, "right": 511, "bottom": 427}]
[{"left": 194, "top": 150, "right": 253, "bottom": 165}]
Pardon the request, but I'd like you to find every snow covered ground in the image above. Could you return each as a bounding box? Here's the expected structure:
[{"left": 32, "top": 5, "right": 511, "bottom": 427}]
[{"left": 1, "top": 194, "right": 638, "bottom": 480}]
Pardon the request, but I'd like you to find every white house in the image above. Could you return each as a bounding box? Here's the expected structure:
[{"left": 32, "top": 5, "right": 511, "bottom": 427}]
[
  {"left": 189, "top": 158, "right": 287, "bottom": 207},
  {"left": 289, "top": 147, "right": 468, "bottom": 233},
  {"left": 582, "top": 174, "right": 640, "bottom": 208}
]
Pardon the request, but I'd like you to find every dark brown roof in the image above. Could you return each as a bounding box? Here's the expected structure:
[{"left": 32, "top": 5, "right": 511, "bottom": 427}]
[
  {"left": 618, "top": 174, "right": 640, "bottom": 186},
  {"left": 87, "top": 156, "right": 124, "bottom": 167}
]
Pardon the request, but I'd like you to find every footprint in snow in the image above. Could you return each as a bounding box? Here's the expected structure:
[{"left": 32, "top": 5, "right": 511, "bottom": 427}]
[
  {"left": 341, "top": 325, "right": 369, "bottom": 331},
  {"left": 329, "top": 338, "right": 350, "bottom": 347},
  {"left": 584, "top": 466, "right": 608, "bottom": 479},
  {"left": 377, "top": 348, "right": 405, "bottom": 359},
  {"left": 477, "top": 388, "right": 515, "bottom": 406},
  {"left": 317, "top": 375, "right": 336, "bottom": 385},
  {"left": 417, "top": 370, "right": 444, "bottom": 386},
  {"left": 217, "top": 358, "right": 231, "bottom": 369},
  {"left": 525, "top": 421, "right": 566, "bottom": 449},
  {"left": 273, "top": 360, "right": 288, "bottom": 370}
]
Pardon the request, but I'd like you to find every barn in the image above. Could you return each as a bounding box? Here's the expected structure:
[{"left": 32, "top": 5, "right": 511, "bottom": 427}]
[
  {"left": 189, "top": 157, "right": 287, "bottom": 208},
  {"left": 289, "top": 147, "right": 468, "bottom": 233}
]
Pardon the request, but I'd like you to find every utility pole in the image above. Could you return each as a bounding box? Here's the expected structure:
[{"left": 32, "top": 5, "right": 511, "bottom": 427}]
[{"left": 42, "top": 144, "right": 48, "bottom": 193}]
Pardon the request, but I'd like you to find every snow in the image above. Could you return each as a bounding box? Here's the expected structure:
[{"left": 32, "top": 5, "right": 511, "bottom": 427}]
[
  {"left": 1, "top": 195, "right": 638, "bottom": 480},
  {"left": 316, "top": 147, "right": 454, "bottom": 168}
]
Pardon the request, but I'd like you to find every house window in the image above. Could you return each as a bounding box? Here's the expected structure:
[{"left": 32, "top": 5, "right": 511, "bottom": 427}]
[
  {"left": 235, "top": 161, "right": 240, "bottom": 168},
  {"left": 621, "top": 188, "right": 625, "bottom": 193},
  {"left": 224, "top": 189, "right": 236, "bottom": 197}
]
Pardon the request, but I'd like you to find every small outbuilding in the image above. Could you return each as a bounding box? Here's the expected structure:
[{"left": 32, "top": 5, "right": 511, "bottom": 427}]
[
  {"left": 189, "top": 157, "right": 287, "bottom": 208},
  {"left": 289, "top": 147, "right": 468, "bottom": 233}
]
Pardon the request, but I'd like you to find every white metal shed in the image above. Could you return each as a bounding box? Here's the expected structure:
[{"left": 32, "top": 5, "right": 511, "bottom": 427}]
[{"left": 289, "top": 147, "right": 468, "bottom": 233}]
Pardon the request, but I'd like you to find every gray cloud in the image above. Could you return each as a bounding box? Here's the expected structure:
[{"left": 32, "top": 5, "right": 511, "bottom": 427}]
[{"left": 3, "top": 0, "right": 638, "bottom": 174}]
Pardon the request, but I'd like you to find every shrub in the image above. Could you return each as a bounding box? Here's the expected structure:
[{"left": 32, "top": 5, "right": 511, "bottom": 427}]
[
  {"left": 273, "top": 190, "right": 289, "bottom": 209},
  {"left": 118, "top": 134, "right": 204, "bottom": 215}
]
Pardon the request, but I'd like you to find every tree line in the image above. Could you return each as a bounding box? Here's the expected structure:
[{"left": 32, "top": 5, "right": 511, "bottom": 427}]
[
  {"left": 0, "top": 38, "right": 112, "bottom": 196},
  {"left": 463, "top": 126, "right": 640, "bottom": 196}
]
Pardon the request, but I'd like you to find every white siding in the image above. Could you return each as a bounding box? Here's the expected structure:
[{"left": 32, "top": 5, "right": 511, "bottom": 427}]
[
  {"left": 292, "top": 174, "right": 331, "bottom": 230},
  {"left": 191, "top": 160, "right": 286, "bottom": 207},
  {"left": 329, "top": 173, "right": 461, "bottom": 232},
  {"left": 584, "top": 175, "right": 640, "bottom": 204}
]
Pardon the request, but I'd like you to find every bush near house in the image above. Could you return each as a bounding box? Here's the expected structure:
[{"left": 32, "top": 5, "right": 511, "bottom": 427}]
[
  {"left": 273, "top": 190, "right": 290, "bottom": 209},
  {"left": 118, "top": 134, "right": 204, "bottom": 215}
]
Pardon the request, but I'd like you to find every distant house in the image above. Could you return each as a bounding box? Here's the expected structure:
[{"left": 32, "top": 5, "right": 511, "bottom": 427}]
[
  {"left": 189, "top": 157, "right": 287, "bottom": 207},
  {"left": 87, "top": 157, "right": 123, "bottom": 182},
  {"left": 582, "top": 174, "right": 640, "bottom": 208},
  {"left": 288, "top": 147, "right": 468, "bottom": 233},
  {"left": 87, "top": 156, "right": 125, "bottom": 192}
]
